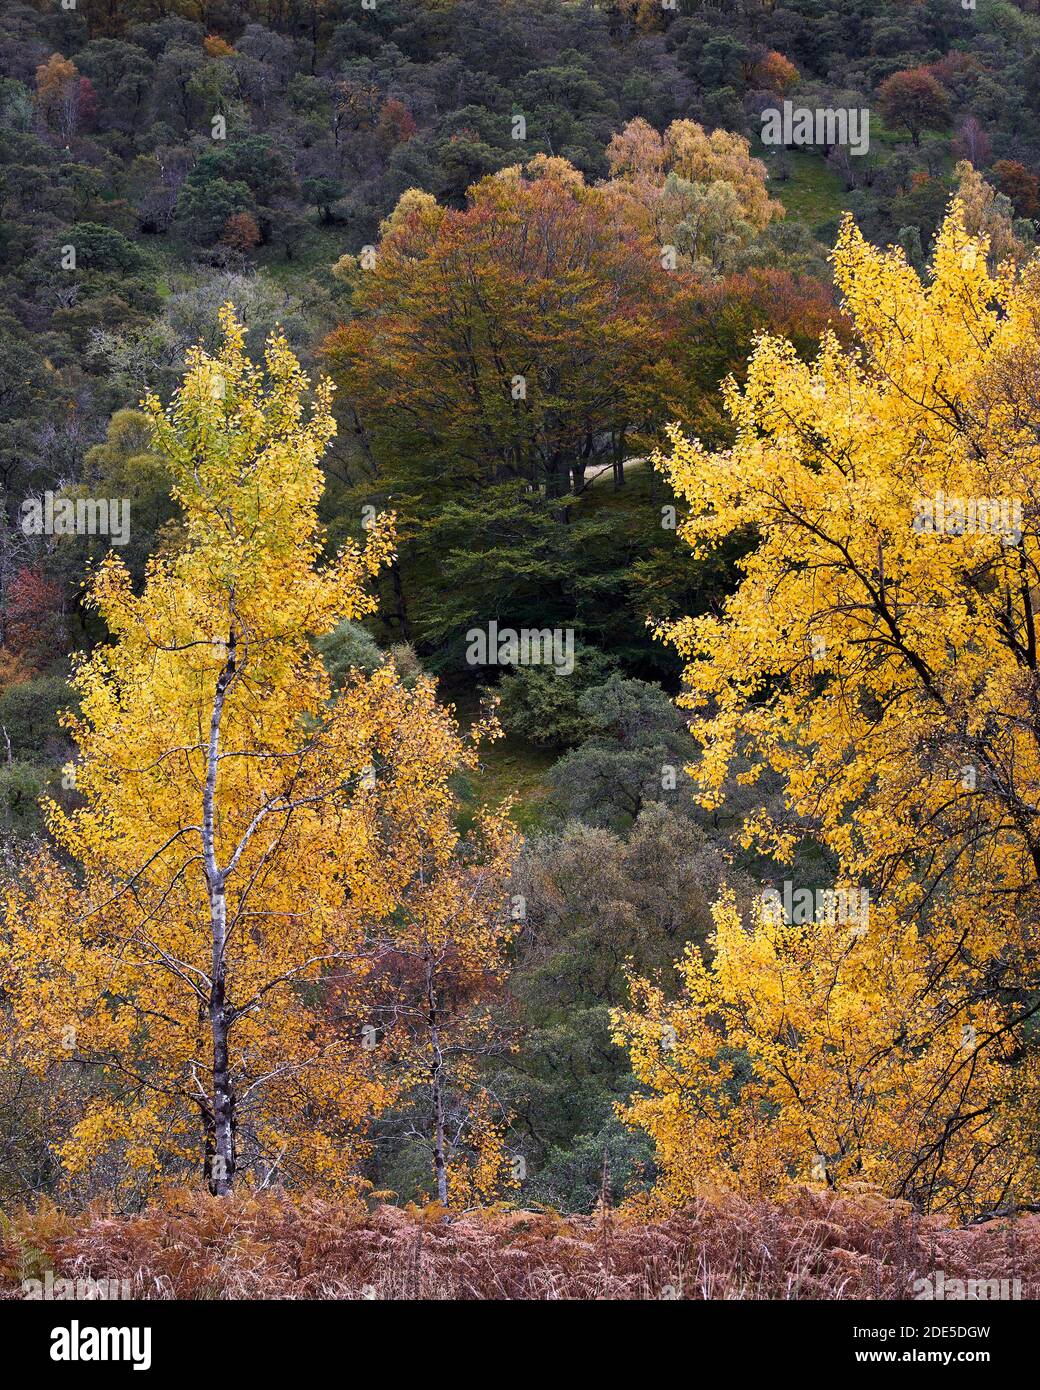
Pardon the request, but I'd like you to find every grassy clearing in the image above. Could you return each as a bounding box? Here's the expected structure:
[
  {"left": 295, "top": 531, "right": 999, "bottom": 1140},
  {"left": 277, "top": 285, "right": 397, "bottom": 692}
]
[
  {"left": 765, "top": 148, "right": 846, "bottom": 230},
  {"left": 254, "top": 221, "right": 345, "bottom": 287},
  {"left": 473, "top": 733, "right": 556, "bottom": 831},
  {"left": 444, "top": 685, "right": 556, "bottom": 832}
]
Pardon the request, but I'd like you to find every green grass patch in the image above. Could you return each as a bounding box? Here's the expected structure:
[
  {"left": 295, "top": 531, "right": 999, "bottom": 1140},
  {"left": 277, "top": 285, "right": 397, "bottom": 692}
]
[
  {"left": 765, "top": 148, "right": 846, "bottom": 229},
  {"left": 254, "top": 221, "right": 345, "bottom": 286},
  {"left": 446, "top": 685, "right": 556, "bottom": 832},
  {"left": 578, "top": 458, "right": 659, "bottom": 519},
  {"left": 472, "top": 733, "right": 556, "bottom": 831}
]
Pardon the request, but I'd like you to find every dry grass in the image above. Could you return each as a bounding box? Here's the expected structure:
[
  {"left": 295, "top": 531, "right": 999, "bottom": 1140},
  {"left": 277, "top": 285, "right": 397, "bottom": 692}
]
[{"left": 1, "top": 1188, "right": 1037, "bottom": 1300}]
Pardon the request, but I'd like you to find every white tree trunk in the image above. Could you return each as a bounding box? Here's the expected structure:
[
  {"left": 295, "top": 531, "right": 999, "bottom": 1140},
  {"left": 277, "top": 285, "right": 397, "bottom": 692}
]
[{"left": 203, "top": 633, "right": 238, "bottom": 1194}]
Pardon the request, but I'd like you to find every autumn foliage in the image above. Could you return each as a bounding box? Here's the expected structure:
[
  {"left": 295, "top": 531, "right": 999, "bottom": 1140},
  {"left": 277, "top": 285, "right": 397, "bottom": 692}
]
[
  {"left": 1, "top": 1188, "right": 1037, "bottom": 1301},
  {"left": 616, "top": 203, "right": 1040, "bottom": 1218},
  {"left": 323, "top": 156, "right": 701, "bottom": 499},
  {"left": 0, "top": 310, "right": 517, "bottom": 1202}
]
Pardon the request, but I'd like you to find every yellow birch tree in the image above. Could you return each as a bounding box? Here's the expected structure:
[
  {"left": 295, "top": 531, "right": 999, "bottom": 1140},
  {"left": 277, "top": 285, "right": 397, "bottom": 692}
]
[
  {"left": 0, "top": 307, "right": 515, "bottom": 1198},
  {"left": 615, "top": 204, "right": 1040, "bottom": 1217}
]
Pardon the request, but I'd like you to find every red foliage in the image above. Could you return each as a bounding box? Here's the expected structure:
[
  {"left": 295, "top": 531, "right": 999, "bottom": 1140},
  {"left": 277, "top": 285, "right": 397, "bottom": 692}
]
[
  {"left": 2, "top": 1189, "right": 1037, "bottom": 1300},
  {"left": 876, "top": 66, "right": 950, "bottom": 145},
  {"left": 992, "top": 160, "right": 1040, "bottom": 219},
  {"left": 220, "top": 211, "right": 263, "bottom": 252},
  {"left": 709, "top": 268, "right": 849, "bottom": 346},
  {"left": 375, "top": 99, "right": 417, "bottom": 156},
  {"left": 4, "top": 565, "right": 65, "bottom": 666},
  {"left": 321, "top": 160, "right": 705, "bottom": 483},
  {"left": 674, "top": 269, "right": 849, "bottom": 442},
  {"left": 76, "top": 77, "right": 98, "bottom": 129},
  {"left": 751, "top": 51, "right": 800, "bottom": 96}
]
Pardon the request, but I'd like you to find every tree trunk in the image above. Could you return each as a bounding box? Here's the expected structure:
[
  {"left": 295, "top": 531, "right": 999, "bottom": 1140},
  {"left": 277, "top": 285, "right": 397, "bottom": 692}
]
[
  {"left": 427, "top": 963, "right": 449, "bottom": 1206},
  {"left": 208, "top": 888, "right": 235, "bottom": 1195},
  {"left": 390, "top": 559, "right": 410, "bottom": 639},
  {"left": 203, "top": 631, "right": 238, "bottom": 1195},
  {"left": 613, "top": 427, "right": 627, "bottom": 490}
]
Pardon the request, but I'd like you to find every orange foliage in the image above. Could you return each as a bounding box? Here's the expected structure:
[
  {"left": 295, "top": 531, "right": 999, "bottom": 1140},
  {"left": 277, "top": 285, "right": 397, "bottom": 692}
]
[{"left": 1, "top": 1188, "right": 1037, "bottom": 1300}]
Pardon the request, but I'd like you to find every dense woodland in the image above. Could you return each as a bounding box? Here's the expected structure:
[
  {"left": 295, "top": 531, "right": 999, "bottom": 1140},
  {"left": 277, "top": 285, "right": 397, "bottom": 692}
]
[{"left": 2, "top": 0, "right": 1040, "bottom": 1295}]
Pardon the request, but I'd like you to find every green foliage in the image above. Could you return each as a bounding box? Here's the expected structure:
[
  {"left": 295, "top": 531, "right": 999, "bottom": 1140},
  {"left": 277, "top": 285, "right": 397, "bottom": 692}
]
[
  {"left": 404, "top": 484, "right": 616, "bottom": 663},
  {"left": 176, "top": 172, "right": 255, "bottom": 245},
  {"left": 503, "top": 806, "right": 750, "bottom": 1176},
  {"left": 547, "top": 675, "right": 696, "bottom": 829},
  {"left": 525, "top": 1120, "right": 656, "bottom": 1213},
  {"left": 0, "top": 761, "right": 41, "bottom": 833},
  {"left": 315, "top": 619, "right": 385, "bottom": 685},
  {"left": 0, "top": 677, "right": 73, "bottom": 762},
  {"left": 495, "top": 646, "right": 620, "bottom": 750},
  {"left": 49, "top": 222, "right": 145, "bottom": 276}
]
